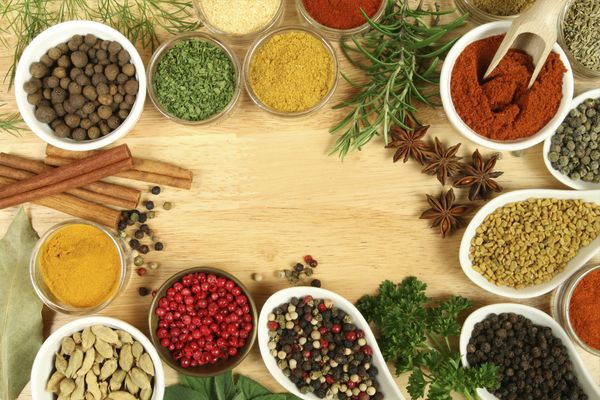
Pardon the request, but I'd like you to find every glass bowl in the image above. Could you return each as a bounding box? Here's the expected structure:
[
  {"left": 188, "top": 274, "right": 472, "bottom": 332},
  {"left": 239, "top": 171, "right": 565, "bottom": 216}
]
[
  {"left": 146, "top": 32, "right": 242, "bottom": 125},
  {"left": 193, "top": 0, "right": 285, "bottom": 43},
  {"left": 243, "top": 26, "right": 339, "bottom": 118},
  {"left": 558, "top": 0, "right": 600, "bottom": 80},
  {"left": 552, "top": 264, "right": 600, "bottom": 357},
  {"left": 148, "top": 267, "right": 258, "bottom": 376},
  {"left": 295, "top": 0, "right": 387, "bottom": 39},
  {"left": 30, "top": 220, "right": 129, "bottom": 315},
  {"left": 454, "top": 0, "right": 526, "bottom": 24}
]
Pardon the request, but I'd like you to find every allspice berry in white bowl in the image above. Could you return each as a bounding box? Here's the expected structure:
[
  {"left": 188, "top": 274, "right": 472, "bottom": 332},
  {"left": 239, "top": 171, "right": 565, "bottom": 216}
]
[{"left": 15, "top": 20, "right": 146, "bottom": 151}]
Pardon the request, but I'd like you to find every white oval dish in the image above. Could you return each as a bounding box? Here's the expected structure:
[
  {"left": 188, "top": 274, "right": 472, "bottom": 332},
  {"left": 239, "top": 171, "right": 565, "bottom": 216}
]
[
  {"left": 440, "top": 21, "right": 574, "bottom": 152},
  {"left": 31, "top": 316, "right": 164, "bottom": 400},
  {"left": 459, "top": 189, "right": 600, "bottom": 299},
  {"left": 543, "top": 88, "right": 600, "bottom": 190},
  {"left": 14, "top": 20, "right": 147, "bottom": 151},
  {"left": 258, "top": 286, "right": 406, "bottom": 400},
  {"left": 459, "top": 303, "right": 600, "bottom": 399}
]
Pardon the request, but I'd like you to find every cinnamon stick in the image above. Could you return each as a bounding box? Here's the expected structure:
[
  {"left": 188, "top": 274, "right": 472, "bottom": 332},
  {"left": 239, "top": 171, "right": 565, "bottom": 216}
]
[
  {"left": 0, "top": 145, "right": 134, "bottom": 209},
  {"left": 46, "top": 155, "right": 193, "bottom": 190},
  {"left": 0, "top": 165, "right": 136, "bottom": 209},
  {"left": 0, "top": 176, "right": 120, "bottom": 228},
  {"left": 46, "top": 145, "right": 193, "bottom": 180},
  {"left": 0, "top": 152, "right": 140, "bottom": 205}
]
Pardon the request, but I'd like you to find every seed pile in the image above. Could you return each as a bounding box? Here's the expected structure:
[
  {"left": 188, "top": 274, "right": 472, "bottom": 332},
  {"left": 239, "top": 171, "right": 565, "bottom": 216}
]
[
  {"left": 24, "top": 34, "right": 138, "bottom": 141},
  {"left": 154, "top": 272, "right": 253, "bottom": 368},
  {"left": 249, "top": 31, "right": 335, "bottom": 113},
  {"left": 467, "top": 313, "right": 588, "bottom": 400},
  {"left": 471, "top": 0, "right": 534, "bottom": 16},
  {"left": 548, "top": 98, "right": 600, "bottom": 183},
  {"left": 277, "top": 255, "right": 321, "bottom": 287},
  {"left": 267, "top": 296, "right": 383, "bottom": 399},
  {"left": 46, "top": 325, "right": 155, "bottom": 400},
  {"left": 198, "top": 0, "right": 281, "bottom": 35},
  {"left": 563, "top": 0, "right": 600, "bottom": 72},
  {"left": 153, "top": 38, "right": 235, "bottom": 121},
  {"left": 470, "top": 198, "right": 600, "bottom": 288}
]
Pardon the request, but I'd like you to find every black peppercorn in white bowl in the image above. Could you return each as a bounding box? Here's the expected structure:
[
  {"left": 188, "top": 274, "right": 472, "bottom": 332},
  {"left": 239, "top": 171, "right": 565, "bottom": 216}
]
[{"left": 15, "top": 20, "right": 146, "bottom": 151}]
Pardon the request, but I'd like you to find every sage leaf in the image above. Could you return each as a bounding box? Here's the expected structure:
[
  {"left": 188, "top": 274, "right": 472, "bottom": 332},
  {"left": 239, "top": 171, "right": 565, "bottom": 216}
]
[
  {"left": 214, "top": 371, "right": 236, "bottom": 400},
  {"left": 236, "top": 376, "right": 270, "bottom": 398},
  {"left": 180, "top": 375, "right": 213, "bottom": 399},
  {"left": 164, "top": 384, "right": 205, "bottom": 400},
  {"left": 253, "top": 395, "right": 286, "bottom": 400},
  {"left": 0, "top": 207, "right": 42, "bottom": 400}
]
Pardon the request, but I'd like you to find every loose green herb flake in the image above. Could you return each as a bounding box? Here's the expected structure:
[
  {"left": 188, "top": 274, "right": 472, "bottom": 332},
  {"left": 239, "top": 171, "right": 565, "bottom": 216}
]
[
  {"left": 356, "top": 277, "right": 499, "bottom": 400},
  {"left": 154, "top": 39, "right": 236, "bottom": 121},
  {"left": 330, "top": 0, "right": 467, "bottom": 159}
]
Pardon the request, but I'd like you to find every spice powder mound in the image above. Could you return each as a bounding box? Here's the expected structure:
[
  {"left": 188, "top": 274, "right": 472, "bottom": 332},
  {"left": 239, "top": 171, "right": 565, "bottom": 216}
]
[
  {"left": 451, "top": 34, "right": 566, "bottom": 141},
  {"left": 249, "top": 31, "right": 335, "bottom": 113},
  {"left": 302, "top": 0, "right": 383, "bottom": 30},
  {"left": 39, "top": 224, "right": 121, "bottom": 308},
  {"left": 569, "top": 268, "right": 600, "bottom": 351},
  {"left": 199, "top": 0, "right": 281, "bottom": 35}
]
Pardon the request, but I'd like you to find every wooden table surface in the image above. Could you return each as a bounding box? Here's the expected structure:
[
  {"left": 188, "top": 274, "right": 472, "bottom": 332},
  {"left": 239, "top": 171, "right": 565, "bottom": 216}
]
[{"left": 1, "top": 1, "right": 598, "bottom": 398}]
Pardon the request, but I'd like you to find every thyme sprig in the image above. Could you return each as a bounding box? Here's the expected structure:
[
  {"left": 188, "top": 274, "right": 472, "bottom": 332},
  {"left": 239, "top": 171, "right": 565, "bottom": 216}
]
[
  {"left": 330, "top": 0, "right": 467, "bottom": 159},
  {"left": 0, "top": 103, "right": 25, "bottom": 136},
  {"left": 0, "top": 0, "right": 199, "bottom": 87}
]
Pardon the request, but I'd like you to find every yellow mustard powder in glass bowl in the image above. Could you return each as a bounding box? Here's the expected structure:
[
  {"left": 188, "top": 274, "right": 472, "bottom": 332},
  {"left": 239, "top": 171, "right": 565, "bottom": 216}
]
[
  {"left": 248, "top": 29, "right": 336, "bottom": 114},
  {"left": 38, "top": 223, "right": 122, "bottom": 309}
]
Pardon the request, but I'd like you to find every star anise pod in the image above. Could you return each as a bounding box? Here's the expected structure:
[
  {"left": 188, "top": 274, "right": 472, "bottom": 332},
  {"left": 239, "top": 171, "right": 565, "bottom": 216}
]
[
  {"left": 386, "top": 123, "right": 431, "bottom": 164},
  {"left": 420, "top": 188, "right": 471, "bottom": 238},
  {"left": 454, "top": 149, "right": 504, "bottom": 201},
  {"left": 422, "top": 137, "right": 462, "bottom": 185}
]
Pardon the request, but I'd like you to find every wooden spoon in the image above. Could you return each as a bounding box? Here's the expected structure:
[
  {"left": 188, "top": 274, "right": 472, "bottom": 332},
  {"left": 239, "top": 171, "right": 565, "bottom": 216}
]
[{"left": 484, "top": 0, "right": 568, "bottom": 88}]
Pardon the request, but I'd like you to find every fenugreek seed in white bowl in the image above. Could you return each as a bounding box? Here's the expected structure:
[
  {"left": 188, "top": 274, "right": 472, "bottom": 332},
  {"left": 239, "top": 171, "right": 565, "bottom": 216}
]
[{"left": 459, "top": 189, "right": 600, "bottom": 299}]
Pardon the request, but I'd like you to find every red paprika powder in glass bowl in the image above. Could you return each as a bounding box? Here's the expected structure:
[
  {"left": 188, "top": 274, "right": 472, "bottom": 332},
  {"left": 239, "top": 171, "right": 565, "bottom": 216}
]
[
  {"left": 440, "top": 21, "right": 574, "bottom": 152},
  {"left": 296, "top": 0, "right": 387, "bottom": 39}
]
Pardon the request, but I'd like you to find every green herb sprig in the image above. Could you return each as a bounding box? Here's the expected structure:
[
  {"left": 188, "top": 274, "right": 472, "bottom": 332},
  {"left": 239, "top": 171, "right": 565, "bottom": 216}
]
[
  {"left": 0, "top": 0, "right": 199, "bottom": 87},
  {"left": 165, "top": 371, "right": 301, "bottom": 400},
  {"left": 356, "top": 277, "right": 499, "bottom": 400},
  {"left": 0, "top": 103, "right": 25, "bottom": 136},
  {"left": 330, "top": 0, "right": 467, "bottom": 159}
]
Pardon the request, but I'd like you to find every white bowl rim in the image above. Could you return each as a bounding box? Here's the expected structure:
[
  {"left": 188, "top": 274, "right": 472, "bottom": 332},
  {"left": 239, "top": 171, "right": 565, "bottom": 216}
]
[
  {"left": 14, "top": 20, "right": 147, "bottom": 151},
  {"left": 257, "top": 286, "right": 406, "bottom": 400},
  {"left": 543, "top": 88, "right": 600, "bottom": 190},
  {"left": 459, "top": 188, "right": 600, "bottom": 299},
  {"left": 30, "top": 316, "right": 165, "bottom": 400},
  {"left": 459, "top": 303, "right": 600, "bottom": 399},
  {"left": 440, "top": 21, "right": 574, "bottom": 151}
]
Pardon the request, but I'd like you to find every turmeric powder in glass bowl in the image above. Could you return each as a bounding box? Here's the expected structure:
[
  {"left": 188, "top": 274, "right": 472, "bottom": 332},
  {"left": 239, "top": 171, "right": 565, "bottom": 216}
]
[{"left": 30, "top": 220, "right": 129, "bottom": 315}]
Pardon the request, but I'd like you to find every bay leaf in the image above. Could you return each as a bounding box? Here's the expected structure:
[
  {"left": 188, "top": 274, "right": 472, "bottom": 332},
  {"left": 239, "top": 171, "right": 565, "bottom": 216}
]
[{"left": 0, "top": 207, "right": 42, "bottom": 400}]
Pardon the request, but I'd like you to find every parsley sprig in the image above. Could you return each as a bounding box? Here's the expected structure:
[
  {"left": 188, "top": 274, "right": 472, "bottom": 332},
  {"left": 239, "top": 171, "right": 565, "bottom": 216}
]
[{"left": 356, "top": 277, "right": 499, "bottom": 400}]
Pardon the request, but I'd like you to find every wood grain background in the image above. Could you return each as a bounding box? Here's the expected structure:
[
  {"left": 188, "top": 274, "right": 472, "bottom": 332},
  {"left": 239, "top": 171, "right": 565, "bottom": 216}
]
[{"left": 1, "top": 0, "right": 598, "bottom": 398}]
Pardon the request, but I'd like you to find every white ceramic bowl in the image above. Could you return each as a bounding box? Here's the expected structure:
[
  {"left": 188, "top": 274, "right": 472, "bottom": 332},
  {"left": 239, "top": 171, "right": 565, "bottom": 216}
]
[
  {"left": 440, "top": 21, "right": 574, "bottom": 152},
  {"left": 258, "top": 287, "right": 406, "bottom": 400},
  {"left": 459, "top": 303, "right": 600, "bottom": 400},
  {"left": 543, "top": 88, "right": 600, "bottom": 190},
  {"left": 31, "top": 316, "right": 164, "bottom": 400},
  {"left": 459, "top": 189, "right": 600, "bottom": 299},
  {"left": 14, "top": 20, "right": 146, "bottom": 151}
]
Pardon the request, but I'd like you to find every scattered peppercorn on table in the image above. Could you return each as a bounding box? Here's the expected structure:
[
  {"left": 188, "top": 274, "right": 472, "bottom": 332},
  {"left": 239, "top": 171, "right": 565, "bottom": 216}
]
[{"left": 0, "top": 1, "right": 599, "bottom": 399}]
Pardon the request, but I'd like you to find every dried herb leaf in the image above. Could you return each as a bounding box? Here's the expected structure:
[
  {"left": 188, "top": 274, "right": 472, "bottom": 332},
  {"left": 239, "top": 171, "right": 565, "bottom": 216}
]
[{"left": 0, "top": 208, "right": 42, "bottom": 400}]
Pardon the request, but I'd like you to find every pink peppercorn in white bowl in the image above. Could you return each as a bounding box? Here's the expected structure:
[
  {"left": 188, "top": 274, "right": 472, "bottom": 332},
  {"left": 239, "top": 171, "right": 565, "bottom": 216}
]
[{"left": 148, "top": 267, "right": 257, "bottom": 376}]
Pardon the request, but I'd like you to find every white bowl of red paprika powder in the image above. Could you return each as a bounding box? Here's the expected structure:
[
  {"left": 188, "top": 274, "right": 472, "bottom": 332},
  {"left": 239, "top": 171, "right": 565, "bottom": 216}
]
[{"left": 440, "top": 21, "right": 574, "bottom": 152}]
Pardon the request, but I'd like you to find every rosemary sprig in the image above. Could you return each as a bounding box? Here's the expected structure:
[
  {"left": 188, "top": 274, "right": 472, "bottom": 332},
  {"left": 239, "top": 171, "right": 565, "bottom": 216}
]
[
  {"left": 0, "top": 104, "right": 25, "bottom": 136},
  {"left": 0, "top": 0, "right": 199, "bottom": 87},
  {"left": 330, "top": 0, "right": 467, "bottom": 159}
]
